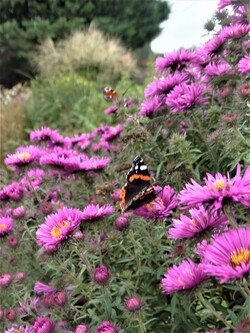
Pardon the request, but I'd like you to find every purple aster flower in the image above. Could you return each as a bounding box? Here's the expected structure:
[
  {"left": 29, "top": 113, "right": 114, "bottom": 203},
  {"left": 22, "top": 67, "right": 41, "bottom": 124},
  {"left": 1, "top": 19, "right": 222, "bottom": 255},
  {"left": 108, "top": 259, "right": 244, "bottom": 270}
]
[
  {"left": 33, "top": 317, "right": 54, "bottom": 333},
  {"left": 138, "top": 96, "right": 166, "bottom": 117},
  {"left": 19, "top": 297, "right": 40, "bottom": 315},
  {"left": 0, "top": 217, "right": 13, "bottom": 236},
  {"left": 4, "top": 326, "right": 34, "bottom": 333},
  {"left": 165, "top": 82, "right": 208, "bottom": 113},
  {"left": 77, "top": 139, "right": 91, "bottom": 151},
  {"left": 155, "top": 49, "right": 198, "bottom": 73},
  {"left": 203, "top": 35, "right": 226, "bottom": 57},
  {"left": 0, "top": 273, "right": 12, "bottom": 287},
  {"left": 229, "top": 5, "right": 247, "bottom": 23},
  {"left": 34, "top": 281, "right": 56, "bottom": 295},
  {"left": 96, "top": 321, "right": 118, "bottom": 333},
  {"left": 168, "top": 205, "right": 229, "bottom": 239},
  {"left": 178, "top": 164, "right": 250, "bottom": 209},
  {"left": 36, "top": 208, "right": 83, "bottom": 250},
  {"left": 21, "top": 168, "right": 45, "bottom": 191},
  {"left": 202, "top": 227, "right": 250, "bottom": 283},
  {"left": 144, "top": 72, "right": 187, "bottom": 99},
  {"left": 203, "top": 61, "right": 235, "bottom": 82},
  {"left": 237, "top": 55, "right": 250, "bottom": 73},
  {"left": 134, "top": 185, "right": 177, "bottom": 220},
  {"left": 12, "top": 206, "right": 26, "bottom": 218},
  {"left": 124, "top": 296, "right": 143, "bottom": 312},
  {"left": 104, "top": 105, "right": 120, "bottom": 115},
  {"left": 101, "top": 124, "right": 123, "bottom": 141},
  {"left": 40, "top": 147, "right": 79, "bottom": 168},
  {"left": 219, "top": 23, "right": 250, "bottom": 39},
  {"left": 162, "top": 258, "right": 206, "bottom": 294},
  {"left": 81, "top": 204, "right": 114, "bottom": 221},
  {"left": 73, "top": 324, "right": 89, "bottom": 333},
  {"left": 30, "top": 127, "right": 64, "bottom": 146},
  {"left": 218, "top": 0, "right": 246, "bottom": 10},
  {"left": 93, "top": 265, "right": 110, "bottom": 284},
  {"left": 91, "top": 140, "right": 117, "bottom": 153},
  {"left": 80, "top": 157, "right": 110, "bottom": 171},
  {"left": 4, "top": 146, "right": 41, "bottom": 168}
]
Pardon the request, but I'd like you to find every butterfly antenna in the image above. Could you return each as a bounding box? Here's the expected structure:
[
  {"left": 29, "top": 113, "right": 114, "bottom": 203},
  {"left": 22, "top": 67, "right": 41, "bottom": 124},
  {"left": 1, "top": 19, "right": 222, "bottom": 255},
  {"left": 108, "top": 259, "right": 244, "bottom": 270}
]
[{"left": 121, "top": 86, "right": 130, "bottom": 96}]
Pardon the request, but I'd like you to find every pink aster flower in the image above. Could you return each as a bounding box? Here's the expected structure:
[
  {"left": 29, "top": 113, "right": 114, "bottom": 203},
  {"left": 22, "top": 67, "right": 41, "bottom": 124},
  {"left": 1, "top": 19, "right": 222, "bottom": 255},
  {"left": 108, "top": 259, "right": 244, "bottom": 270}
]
[
  {"left": 202, "top": 227, "right": 250, "bottom": 283},
  {"left": 237, "top": 55, "right": 250, "bottom": 74},
  {"left": 144, "top": 72, "right": 187, "bottom": 99},
  {"left": 178, "top": 164, "right": 250, "bottom": 209},
  {"left": 73, "top": 324, "right": 89, "bottom": 333},
  {"left": 155, "top": 49, "right": 198, "bottom": 73},
  {"left": 91, "top": 140, "right": 117, "bottom": 153},
  {"left": 134, "top": 185, "right": 177, "bottom": 220},
  {"left": 80, "top": 157, "right": 110, "bottom": 171},
  {"left": 219, "top": 23, "right": 250, "bottom": 39},
  {"left": 40, "top": 147, "right": 79, "bottom": 168},
  {"left": 4, "top": 326, "right": 34, "bottom": 333},
  {"left": 81, "top": 204, "right": 114, "bottom": 221},
  {"left": 30, "top": 126, "right": 64, "bottom": 146},
  {"left": 12, "top": 206, "right": 26, "bottom": 218},
  {"left": 0, "top": 273, "right": 12, "bottom": 287},
  {"left": 165, "top": 82, "right": 208, "bottom": 113},
  {"left": 36, "top": 208, "right": 83, "bottom": 250},
  {"left": 33, "top": 317, "right": 54, "bottom": 333},
  {"left": 161, "top": 258, "right": 206, "bottom": 294},
  {"left": 124, "top": 296, "right": 143, "bottom": 311},
  {"left": 4, "top": 145, "right": 41, "bottom": 168},
  {"left": 97, "top": 321, "right": 118, "bottom": 333},
  {"left": 104, "top": 105, "right": 120, "bottom": 115},
  {"left": 168, "top": 205, "right": 229, "bottom": 239},
  {"left": 203, "top": 61, "right": 235, "bottom": 82},
  {"left": 34, "top": 281, "right": 56, "bottom": 295},
  {"left": 1, "top": 182, "right": 23, "bottom": 201},
  {"left": 93, "top": 265, "right": 110, "bottom": 284},
  {"left": 203, "top": 35, "right": 226, "bottom": 57},
  {"left": 19, "top": 297, "right": 40, "bottom": 315},
  {"left": 138, "top": 96, "right": 166, "bottom": 117},
  {"left": 101, "top": 124, "right": 123, "bottom": 141},
  {"left": 0, "top": 217, "right": 13, "bottom": 236},
  {"left": 21, "top": 168, "right": 45, "bottom": 191},
  {"left": 218, "top": 0, "right": 246, "bottom": 10}
]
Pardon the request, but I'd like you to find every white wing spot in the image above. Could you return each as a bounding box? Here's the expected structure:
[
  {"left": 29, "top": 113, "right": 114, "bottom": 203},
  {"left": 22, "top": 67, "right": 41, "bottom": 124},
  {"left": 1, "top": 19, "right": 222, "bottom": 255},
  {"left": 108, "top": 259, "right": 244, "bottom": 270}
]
[{"left": 140, "top": 165, "right": 147, "bottom": 171}]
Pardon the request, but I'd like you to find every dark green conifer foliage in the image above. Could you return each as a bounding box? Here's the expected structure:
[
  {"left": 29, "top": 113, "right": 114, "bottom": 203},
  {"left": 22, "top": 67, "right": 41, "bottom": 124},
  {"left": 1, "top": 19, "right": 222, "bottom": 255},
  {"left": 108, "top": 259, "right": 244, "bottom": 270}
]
[{"left": 0, "top": 0, "right": 170, "bottom": 86}]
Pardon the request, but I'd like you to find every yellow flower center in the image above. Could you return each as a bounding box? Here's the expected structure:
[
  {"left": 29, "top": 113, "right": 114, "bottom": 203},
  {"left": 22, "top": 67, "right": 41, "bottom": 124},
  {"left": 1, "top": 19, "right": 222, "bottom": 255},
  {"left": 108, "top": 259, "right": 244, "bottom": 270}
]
[
  {"left": 178, "top": 277, "right": 185, "bottom": 286},
  {"left": 190, "top": 219, "right": 196, "bottom": 227},
  {"left": 146, "top": 202, "right": 154, "bottom": 211},
  {"left": 230, "top": 247, "right": 250, "bottom": 267},
  {"left": 213, "top": 179, "right": 224, "bottom": 191},
  {"left": 17, "top": 152, "right": 31, "bottom": 160},
  {"left": 51, "top": 220, "right": 70, "bottom": 238},
  {"left": 14, "top": 330, "right": 23, "bottom": 333},
  {"left": 248, "top": 61, "right": 250, "bottom": 67},
  {"left": 0, "top": 223, "right": 7, "bottom": 231}
]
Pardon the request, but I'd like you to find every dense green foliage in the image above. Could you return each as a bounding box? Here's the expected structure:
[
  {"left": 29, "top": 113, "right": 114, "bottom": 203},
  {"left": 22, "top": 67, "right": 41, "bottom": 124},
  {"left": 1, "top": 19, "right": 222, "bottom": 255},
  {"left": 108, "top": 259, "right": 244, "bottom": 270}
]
[{"left": 0, "top": 0, "right": 169, "bottom": 86}]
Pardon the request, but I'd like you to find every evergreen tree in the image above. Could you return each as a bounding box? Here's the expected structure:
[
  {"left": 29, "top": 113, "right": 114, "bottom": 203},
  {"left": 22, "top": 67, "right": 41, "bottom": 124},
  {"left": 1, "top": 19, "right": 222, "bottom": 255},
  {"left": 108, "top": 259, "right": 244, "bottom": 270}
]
[{"left": 0, "top": 0, "right": 170, "bottom": 86}]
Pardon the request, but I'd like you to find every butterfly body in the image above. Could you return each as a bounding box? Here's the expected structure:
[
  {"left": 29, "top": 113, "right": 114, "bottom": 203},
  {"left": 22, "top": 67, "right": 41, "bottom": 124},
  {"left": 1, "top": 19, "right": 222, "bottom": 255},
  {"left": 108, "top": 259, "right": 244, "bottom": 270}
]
[{"left": 120, "top": 156, "right": 156, "bottom": 213}]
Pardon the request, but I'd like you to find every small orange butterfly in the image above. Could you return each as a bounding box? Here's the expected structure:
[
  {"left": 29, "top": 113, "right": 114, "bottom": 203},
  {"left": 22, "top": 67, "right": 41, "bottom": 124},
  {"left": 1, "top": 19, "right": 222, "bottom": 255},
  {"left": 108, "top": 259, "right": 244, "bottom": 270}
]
[{"left": 102, "top": 87, "right": 129, "bottom": 103}]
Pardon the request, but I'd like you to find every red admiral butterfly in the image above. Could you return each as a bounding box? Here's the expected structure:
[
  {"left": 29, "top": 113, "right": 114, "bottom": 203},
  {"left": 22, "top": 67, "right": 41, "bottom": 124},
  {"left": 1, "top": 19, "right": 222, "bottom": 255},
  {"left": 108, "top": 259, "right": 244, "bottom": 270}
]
[
  {"left": 120, "top": 156, "right": 156, "bottom": 213},
  {"left": 102, "top": 87, "right": 129, "bottom": 103}
]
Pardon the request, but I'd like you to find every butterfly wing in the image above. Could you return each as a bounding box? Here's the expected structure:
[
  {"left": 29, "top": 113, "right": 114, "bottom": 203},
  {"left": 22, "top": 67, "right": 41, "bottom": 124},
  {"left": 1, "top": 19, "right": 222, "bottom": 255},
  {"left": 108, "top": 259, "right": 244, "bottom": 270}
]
[
  {"left": 120, "top": 156, "right": 156, "bottom": 213},
  {"left": 102, "top": 87, "right": 121, "bottom": 103}
]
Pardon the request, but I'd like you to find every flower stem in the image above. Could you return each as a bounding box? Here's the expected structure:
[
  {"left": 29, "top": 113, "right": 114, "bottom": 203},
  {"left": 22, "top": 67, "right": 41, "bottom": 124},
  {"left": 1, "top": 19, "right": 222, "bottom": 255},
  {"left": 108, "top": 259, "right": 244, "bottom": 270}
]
[
  {"left": 223, "top": 205, "right": 238, "bottom": 229},
  {"left": 198, "top": 291, "right": 236, "bottom": 330}
]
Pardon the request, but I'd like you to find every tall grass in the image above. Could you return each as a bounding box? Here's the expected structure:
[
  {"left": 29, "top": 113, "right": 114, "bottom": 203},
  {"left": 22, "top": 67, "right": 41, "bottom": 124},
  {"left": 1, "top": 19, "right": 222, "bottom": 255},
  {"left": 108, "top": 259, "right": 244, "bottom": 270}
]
[
  {"left": 0, "top": 95, "right": 27, "bottom": 165},
  {"left": 34, "top": 25, "right": 136, "bottom": 81}
]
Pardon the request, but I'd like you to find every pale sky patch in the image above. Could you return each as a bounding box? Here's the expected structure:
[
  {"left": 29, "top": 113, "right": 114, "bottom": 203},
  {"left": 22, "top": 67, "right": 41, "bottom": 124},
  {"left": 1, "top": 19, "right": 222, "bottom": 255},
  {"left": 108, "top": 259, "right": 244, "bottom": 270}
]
[{"left": 151, "top": 0, "right": 219, "bottom": 54}]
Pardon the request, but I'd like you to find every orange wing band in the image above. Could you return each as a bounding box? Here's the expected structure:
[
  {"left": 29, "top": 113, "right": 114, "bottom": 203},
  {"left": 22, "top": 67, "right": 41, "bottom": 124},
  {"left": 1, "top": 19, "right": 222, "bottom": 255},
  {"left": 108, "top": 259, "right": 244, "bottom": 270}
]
[{"left": 129, "top": 174, "right": 151, "bottom": 182}]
